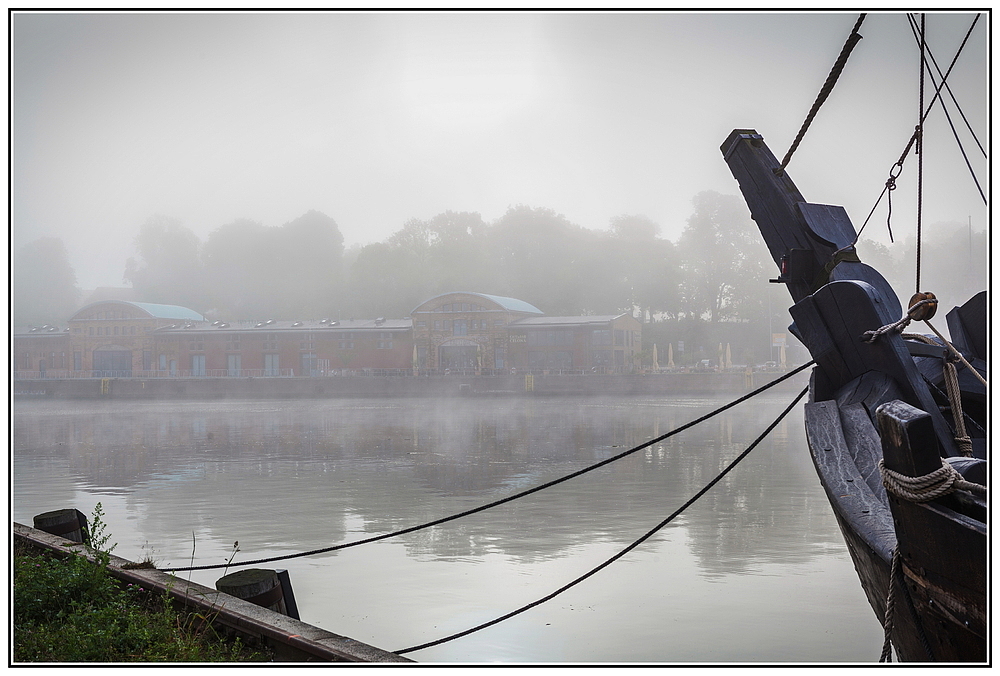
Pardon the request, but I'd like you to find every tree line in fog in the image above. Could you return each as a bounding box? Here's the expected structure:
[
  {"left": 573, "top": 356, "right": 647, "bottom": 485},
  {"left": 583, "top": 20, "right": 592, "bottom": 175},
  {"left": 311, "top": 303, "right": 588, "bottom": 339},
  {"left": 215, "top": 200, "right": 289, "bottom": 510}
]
[{"left": 13, "top": 190, "right": 987, "bottom": 361}]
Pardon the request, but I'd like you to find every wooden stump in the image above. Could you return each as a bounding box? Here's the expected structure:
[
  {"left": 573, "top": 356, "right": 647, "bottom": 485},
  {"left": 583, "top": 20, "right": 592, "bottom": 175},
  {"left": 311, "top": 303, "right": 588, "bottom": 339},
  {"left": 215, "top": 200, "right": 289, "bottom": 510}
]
[
  {"left": 216, "top": 568, "right": 288, "bottom": 616},
  {"left": 33, "top": 509, "right": 88, "bottom": 543}
]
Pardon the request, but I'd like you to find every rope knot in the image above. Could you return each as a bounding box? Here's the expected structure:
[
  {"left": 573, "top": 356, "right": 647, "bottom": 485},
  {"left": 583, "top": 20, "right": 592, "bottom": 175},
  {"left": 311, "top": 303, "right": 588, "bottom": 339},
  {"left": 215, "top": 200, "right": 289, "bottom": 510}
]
[
  {"left": 879, "top": 458, "right": 986, "bottom": 502},
  {"left": 862, "top": 296, "right": 938, "bottom": 343}
]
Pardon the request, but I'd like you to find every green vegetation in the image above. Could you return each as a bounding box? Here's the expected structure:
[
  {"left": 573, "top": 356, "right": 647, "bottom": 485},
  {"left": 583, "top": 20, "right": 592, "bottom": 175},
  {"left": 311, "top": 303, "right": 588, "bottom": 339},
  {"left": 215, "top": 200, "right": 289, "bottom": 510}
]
[{"left": 13, "top": 504, "right": 271, "bottom": 663}]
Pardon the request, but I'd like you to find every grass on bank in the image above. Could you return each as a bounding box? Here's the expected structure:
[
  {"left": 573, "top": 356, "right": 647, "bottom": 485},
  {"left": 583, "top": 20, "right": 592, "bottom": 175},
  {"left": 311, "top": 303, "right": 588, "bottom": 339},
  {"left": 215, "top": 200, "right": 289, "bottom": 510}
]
[{"left": 13, "top": 504, "right": 272, "bottom": 663}]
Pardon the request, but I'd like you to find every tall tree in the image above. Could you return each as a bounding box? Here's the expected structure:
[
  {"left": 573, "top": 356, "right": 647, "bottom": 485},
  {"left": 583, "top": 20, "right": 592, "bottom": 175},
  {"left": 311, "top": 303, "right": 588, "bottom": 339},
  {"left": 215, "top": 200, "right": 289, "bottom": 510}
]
[
  {"left": 124, "top": 216, "right": 207, "bottom": 311},
  {"left": 201, "top": 218, "right": 273, "bottom": 318},
  {"left": 486, "top": 205, "right": 598, "bottom": 315},
  {"left": 606, "top": 214, "right": 681, "bottom": 319},
  {"left": 677, "top": 191, "right": 770, "bottom": 322},
  {"left": 200, "top": 210, "right": 346, "bottom": 320},
  {"left": 13, "top": 237, "right": 80, "bottom": 326},
  {"left": 270, "top": 210, "right": 345, "bottom": 319}
]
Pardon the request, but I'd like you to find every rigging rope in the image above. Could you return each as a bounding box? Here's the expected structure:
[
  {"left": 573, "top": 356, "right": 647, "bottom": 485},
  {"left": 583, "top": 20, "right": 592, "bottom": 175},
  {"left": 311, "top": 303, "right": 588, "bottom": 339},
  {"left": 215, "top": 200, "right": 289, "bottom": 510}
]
[
  {"left": 907, "top": 12, "right": 985, "bottom": 155},
  {"left": 777, "top": 13, "right": 866, "bottom": 173},
  {"left": 906, "top": 13, "right": 987, "bottom": 205},
  {"left": 162, "top": 360, "right": 816, "bottom": 572},
  {"left": 915, "top": 13, "right": 926, "bottom": 294},
  {"left": 394, "top": 385, "right": 810, "bottom": 655},
  {"left": 902, "top": 332, "right": 976, "bottom": 456},
  {"left": 856, "top": 13, "right": 984, "bottom": 245}
]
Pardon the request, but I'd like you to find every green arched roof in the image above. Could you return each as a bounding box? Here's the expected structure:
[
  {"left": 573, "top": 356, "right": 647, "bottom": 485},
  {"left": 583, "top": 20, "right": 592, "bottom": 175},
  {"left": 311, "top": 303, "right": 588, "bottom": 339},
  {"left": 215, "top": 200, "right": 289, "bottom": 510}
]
[
  {"left": 413, "top": 292, "right": 543, "bottom": 315},
  {"left": 71, "top": 300, "right": 206, "bottom": 321}
]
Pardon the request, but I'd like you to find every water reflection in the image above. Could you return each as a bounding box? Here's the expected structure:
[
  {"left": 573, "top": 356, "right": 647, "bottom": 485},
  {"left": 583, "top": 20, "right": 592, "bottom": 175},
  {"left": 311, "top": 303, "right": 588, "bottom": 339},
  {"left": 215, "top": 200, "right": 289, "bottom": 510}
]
[
  {"left": 15, "top": 397, "right": 836, "bottom": 566},
  {"left": 12, "top": 397, "right": 881, "bottom": 662}
]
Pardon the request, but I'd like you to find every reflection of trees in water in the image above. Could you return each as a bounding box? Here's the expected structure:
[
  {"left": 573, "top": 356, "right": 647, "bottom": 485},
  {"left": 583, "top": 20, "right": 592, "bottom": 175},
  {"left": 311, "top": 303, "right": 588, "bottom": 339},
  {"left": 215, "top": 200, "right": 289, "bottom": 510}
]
[{"left": 14, "top": 397, "right": 839, "bottom": 572}]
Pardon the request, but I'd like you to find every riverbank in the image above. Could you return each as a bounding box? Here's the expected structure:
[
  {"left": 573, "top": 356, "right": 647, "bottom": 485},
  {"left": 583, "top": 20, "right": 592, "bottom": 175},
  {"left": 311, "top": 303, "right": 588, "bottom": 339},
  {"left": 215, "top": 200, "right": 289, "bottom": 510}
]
[
  {"left": 13, "top": 522, "right": 412, "bottom": 663},
  {"left": 13, "top": 369, "right": 808, "bottom": 400}
]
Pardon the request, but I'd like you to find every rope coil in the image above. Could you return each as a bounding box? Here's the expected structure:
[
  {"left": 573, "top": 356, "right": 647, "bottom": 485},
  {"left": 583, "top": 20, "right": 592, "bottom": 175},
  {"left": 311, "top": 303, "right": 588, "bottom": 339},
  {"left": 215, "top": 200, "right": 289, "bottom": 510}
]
[{"left": 879, "top": 458, "right": 986, "bottom": 502}]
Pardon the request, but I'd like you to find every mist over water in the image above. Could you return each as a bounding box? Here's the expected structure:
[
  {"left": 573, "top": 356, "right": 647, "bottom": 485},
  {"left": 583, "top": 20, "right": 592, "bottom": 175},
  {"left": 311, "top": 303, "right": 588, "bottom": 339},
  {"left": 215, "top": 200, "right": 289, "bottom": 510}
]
[{"left": 13, "top": 394, "right": 884, "bottom": 662}]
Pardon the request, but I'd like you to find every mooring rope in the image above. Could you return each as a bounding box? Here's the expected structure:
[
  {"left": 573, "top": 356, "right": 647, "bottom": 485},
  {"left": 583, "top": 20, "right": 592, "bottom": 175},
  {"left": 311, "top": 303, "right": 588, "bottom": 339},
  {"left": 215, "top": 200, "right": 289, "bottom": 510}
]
[
  {"left": 162, "top": 361, "right": 816, "bottom": 572},
  {"left": 394, "top": 385, "right": 810, "bottom": 655}
]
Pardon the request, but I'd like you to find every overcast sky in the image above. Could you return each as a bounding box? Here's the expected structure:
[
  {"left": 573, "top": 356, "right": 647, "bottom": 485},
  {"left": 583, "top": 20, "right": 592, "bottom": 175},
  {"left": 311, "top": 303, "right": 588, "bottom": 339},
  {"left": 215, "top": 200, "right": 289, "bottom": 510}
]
[{"left": 12, "top": 11, "right": 988, "bottom": 290}]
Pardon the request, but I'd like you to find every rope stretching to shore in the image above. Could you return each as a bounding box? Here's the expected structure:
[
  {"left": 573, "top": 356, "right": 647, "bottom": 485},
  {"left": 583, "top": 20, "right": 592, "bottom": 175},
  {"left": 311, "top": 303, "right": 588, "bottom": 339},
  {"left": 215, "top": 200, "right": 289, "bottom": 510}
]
[
  {"left": 394, "top": 385, "right": 809, "bottom": 655},
  {"left": 162, "top": 361, "right": 815, "bottom": 573}
]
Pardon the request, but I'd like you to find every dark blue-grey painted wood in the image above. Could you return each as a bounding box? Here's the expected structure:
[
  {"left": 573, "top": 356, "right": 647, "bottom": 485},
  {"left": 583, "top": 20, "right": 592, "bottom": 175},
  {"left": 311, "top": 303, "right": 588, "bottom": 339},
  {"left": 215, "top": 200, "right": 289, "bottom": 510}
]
[{"left": 790, "top": 280, "right": 957, "bottom": 457}]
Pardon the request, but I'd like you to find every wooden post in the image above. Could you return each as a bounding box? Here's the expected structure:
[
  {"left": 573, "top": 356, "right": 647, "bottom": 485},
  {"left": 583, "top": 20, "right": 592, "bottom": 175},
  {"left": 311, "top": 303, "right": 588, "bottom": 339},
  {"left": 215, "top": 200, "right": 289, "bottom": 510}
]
[
  {"left": 33, "top": 508, "right": 89, "bottom": 543},
  {"left": 875, "top": 399, "right": 942, "bottom": 478},
  {"left": 275, "top": 569, "right": 300, "bottom": 620},
  {"left": 216, "top": 568, "right": 290, "bottom": 616}
]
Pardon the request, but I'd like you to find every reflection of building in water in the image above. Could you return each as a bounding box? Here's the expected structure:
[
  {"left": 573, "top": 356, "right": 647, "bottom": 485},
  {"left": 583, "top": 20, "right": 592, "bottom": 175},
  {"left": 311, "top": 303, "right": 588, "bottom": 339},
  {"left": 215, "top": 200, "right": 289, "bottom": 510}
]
[{"left": 14, "top": 292, "right": 643, "bottom": 377}]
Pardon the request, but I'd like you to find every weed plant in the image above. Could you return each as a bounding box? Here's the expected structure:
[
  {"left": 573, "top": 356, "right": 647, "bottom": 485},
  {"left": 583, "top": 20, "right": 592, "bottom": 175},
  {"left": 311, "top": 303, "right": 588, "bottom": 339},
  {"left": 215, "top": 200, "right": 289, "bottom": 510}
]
[{"left": 14, "top": 504, "right": 271, "bottom": 663}]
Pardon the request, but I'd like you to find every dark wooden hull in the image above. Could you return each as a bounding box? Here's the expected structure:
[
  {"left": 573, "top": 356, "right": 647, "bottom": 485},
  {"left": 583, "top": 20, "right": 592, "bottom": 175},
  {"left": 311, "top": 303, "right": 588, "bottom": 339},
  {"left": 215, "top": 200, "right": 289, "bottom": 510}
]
[{"left": 804, "top": 388, "right": 986, "bottom": 662}]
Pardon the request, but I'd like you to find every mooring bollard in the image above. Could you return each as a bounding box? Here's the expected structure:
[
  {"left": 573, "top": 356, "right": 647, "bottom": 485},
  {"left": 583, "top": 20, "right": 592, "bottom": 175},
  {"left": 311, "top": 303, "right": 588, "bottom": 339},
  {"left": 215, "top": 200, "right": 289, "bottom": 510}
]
[
  {"left": 33, "top": 508, "right": 89, "bottom": 543},
  {"left": 216, "top": 568, "right": 299, "bottom": 619}
]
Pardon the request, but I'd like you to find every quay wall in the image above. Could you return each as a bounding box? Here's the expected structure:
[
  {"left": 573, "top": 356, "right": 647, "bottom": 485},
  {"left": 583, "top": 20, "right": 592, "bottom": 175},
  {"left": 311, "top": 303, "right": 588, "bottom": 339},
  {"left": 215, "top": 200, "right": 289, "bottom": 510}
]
[{"left": 12, "top": 371, "right": 809, "bottom": 400}]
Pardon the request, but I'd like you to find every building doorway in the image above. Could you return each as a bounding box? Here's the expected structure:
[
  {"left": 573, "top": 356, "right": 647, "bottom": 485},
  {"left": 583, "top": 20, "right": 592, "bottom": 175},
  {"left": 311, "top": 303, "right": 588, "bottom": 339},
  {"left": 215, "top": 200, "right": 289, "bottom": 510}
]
[
  {"left": 438, "top": 339, "right": 480, "bottom": 370},
  {"left": 92, "top": 348, "right": 132, "bottom": 376}
]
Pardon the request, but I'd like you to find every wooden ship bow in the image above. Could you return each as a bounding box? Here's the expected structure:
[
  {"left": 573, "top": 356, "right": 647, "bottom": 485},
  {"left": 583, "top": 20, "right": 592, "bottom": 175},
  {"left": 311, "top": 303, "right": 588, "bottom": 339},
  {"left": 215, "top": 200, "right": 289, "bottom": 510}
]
[{"left": 720, "top": 129, "right": 987, "bottom": 662}]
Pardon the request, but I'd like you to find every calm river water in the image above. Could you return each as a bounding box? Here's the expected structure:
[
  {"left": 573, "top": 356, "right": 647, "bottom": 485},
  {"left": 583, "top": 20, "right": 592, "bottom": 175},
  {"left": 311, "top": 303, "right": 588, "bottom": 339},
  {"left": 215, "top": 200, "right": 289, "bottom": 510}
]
[{"left": 13, "top": 393, "right": 884, "bottom": 663}]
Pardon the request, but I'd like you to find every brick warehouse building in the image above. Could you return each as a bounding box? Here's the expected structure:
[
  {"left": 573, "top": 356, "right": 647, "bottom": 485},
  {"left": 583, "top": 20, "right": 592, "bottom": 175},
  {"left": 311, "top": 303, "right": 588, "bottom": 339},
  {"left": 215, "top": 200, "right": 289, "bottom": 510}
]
[{"left": 13, "top": 293, "right": 642, "bottom": 378}]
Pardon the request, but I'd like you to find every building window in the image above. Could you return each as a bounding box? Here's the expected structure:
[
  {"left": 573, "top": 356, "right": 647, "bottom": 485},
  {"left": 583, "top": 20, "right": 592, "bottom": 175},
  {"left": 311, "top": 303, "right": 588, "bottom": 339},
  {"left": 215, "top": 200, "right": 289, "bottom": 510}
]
[
  {"left": 263, "top": 334, "right": 277, "bottom": 350},
  {"left": 300, "top": 353, "right": 317, "bottom": 376},
  {"left": 159, "top": 354, "right": 167, "bottom": 370},
  {"left": 592, "top": 350, "right": 612, "bottom": 367},
  {"left": 227, "top": 354, "right": 242, "bottom": 376},
  {"left": 264, "top": 353, "right": 280, "bottom": 376},
  {"left": 433, "top": 320, "right": 441, "bottom": 331},
  {"left": 142, "top": 350, "right": 151, "bottom": 370},
  {"left": 89, "top": 327, "right": 94, "bottom": 336},
  {"left": 191, "top": 354, "right": 206, "bottom": 376},
  {"left": 614, "top": 329, "right": 624, "bottom": 346},
  {"left": 528, "top": 331, "right": 569, "bottom": 346},
  {"left": 300, "top": 333, "right": 315, "bottom": 350},
  {"left": 453, "top": 320, "right": 467, "bottom": 336},
  {"left": 377, "top": 332, "right": 393, "bottom": 349},
  {"left": 592, "top": 329, "right": 612, "bottom": 346},
  {"left": 74, "top": 351, "right": 82, "bottom": 371},
  {"left": 225, "top": 336, "right": 241, "bottom": 351},
  {"left": 416, "top": 321, "right": 426, "bottom": 329}
]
